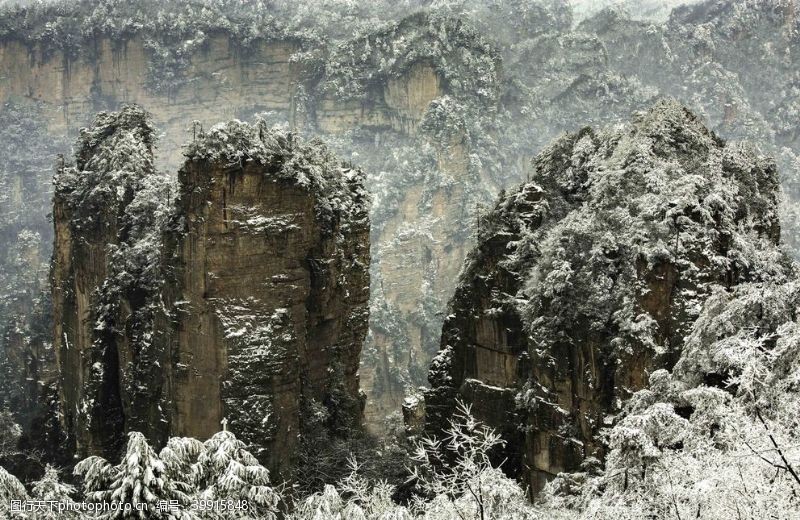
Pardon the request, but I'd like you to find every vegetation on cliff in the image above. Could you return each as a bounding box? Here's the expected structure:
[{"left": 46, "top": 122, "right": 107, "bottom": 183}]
[
  {"left": 0, "top": 1, "right": 800, "bottom": 517},
  {"left": 183, "top": 119, "right": 370, "bottom": 233},
  {"left": 52, "top": 105, "right": 173, "bottom": 457},
  {"left": 425, "top": 99, "right": 800, "bottom": 515},
  {"left": 50, "top": 103, "right": 373, "bottom": 493},
  {"left": 4, "top": 0, "right": 800, "bottom": 439}
]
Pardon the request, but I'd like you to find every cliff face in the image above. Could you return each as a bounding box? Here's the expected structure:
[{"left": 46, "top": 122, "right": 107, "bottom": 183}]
[
  {"left": 52, "top": 107, "right": 168, "bottom": 458},
  {"left": 160, "top": 121, "right": 370, "bottom": 477},
  {"left": 5, "top": 0, "right": 800, "bottom": 442},
  {"left": 52, "top": 107, "right": 369, "bottom": 477},
  {"left": 0, "top": 22, "right": 498, "bottom": 431},
  {"left": 0, "top": 36, "right": 299, "bottom": 171},
  {"left": 423, "top": 100, "right": 789, "bottom": 493}
]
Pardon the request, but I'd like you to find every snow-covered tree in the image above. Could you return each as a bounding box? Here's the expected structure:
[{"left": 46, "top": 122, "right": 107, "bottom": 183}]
[
  {"left": 0, "top": 465, "right": 29, "bottom": 519},
  {"left": 542, "top": 281, "right": 800, "bottom": 519},
  {"left": 75, "top": 431, "right": 196, "bottom": 519},
  {"left": 191, "top": 430, "right": 281, "bottom": 520},
  {"left": 409, "top": 401, "right": 538, "bottom": 520},
  {"left": 30, "top": 465, "right": 81, "bottom": 519}
]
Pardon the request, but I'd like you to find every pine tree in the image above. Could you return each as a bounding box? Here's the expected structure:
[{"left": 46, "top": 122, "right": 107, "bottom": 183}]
[
  {"left": 31, "top": 465, "right": 81, "bottom": 519},
  {"left": 0, "top": 465, "right": 29, "bottom": 519},
  {"left": 191, "top": 430, "right": 281, "bottom": 520},
  {"left": 75, "top": 431, "right": 196, "bottom": 519}
]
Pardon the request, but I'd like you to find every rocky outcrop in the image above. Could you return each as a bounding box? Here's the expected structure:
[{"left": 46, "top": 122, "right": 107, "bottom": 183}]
[
  {"left": 52, "top": 106, "right": 168, "bottom": 459},
  {"left": 6, "top": 0, "right": 800, "bottom": 443},
  {"left": 0, "top": 14, "right": 502, "bottom": 432},
  {"left": 159, "top": 120, "right": 370, "bottom": 477},
  {"left": 52, "top": 107, "right": 369, "bottom": 477},
  {"left": 423, "top": 100, "right": 789, "bottom": 493}
]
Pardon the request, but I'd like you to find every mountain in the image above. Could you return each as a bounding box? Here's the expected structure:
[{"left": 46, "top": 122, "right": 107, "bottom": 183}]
[
  {"left": 1, "top": 0, "right": 800, "bottom": 443},
  {"left": 422, "top": 99, "right": 793, "bottom": 493}
]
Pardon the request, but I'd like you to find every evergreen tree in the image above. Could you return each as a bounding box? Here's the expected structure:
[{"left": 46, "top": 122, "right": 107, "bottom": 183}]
[
  {"left": 0, "top": 465, "right": 29, "bottom": 519},
  {"left": 75, "top": 431, "right": 196, "bottom": 519},
  {"left": 191, "top": 429, "right": 281, "bottom": 520},
  {"left": 31, "top": 465, "right": 81, "bottom": 519}
]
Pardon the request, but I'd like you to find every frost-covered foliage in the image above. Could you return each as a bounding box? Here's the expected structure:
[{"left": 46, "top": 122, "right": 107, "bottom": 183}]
[
  {"left": 75, "top": 431, "right": 195, "bottom": 519},
  {"left": 55, "top": 105, "right": 160, "bottom": 230},
  {"left": 407, "top": 402, "right": 539, "bottom": 520},
  {"left": 320, "top": 10, "right": 500, "bottom": 104},
  {"left": 2, "top": 429, "right": 275, "bottom": 518},
  {"left": 571, "top": 0, "right": 703, "bottom": 23},
  {"left": 191, "top": 431, "right": 281, "bottom": 519},
  {"left": 542, "top": 281, "right": 800, "bottom": 518},
  {"left": 54, "top": 104, "right": 174, "bottom": 450},
  {"left": 184, "top": 119, "right": 369, "bottom": 233},
  {"left": 487, "top": 100, "right": 789, "bottom": 378},
  {"left": 31, "top": 465, "right": 81, "bottom": 519},
  {"left": 427, "top": 98, "right": 798, "bottom": 513},
  {"left": 0, "top": 415, "right": 543, "bottom": 519},
  {"left": 0, "top": 464, "right": 29, "bottom": 518},
  {"left": 291, "top": 403, "right": 544, "bottom": 519},
  {"left": 73, "top": 429, "right": 281, "bottom": 519}
]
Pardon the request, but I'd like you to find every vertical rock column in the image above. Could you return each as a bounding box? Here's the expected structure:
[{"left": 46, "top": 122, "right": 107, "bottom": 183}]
[
  {"left": 161, "top": 121, "right": 370, "bottom": 477},
  {"left": 52, "top": 106, "right": 171, "bottom": 459}
]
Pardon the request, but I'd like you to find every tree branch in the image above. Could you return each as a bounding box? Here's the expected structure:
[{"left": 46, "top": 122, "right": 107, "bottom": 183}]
[{"left": 755, "top": 408, "right": 800, "bottom": 486}]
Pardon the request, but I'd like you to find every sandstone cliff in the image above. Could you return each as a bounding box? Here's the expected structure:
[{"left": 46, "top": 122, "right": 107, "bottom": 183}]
[
  {"left": 0, "top": 8, "right": 503, "bottom": 432},
  {"left": 52, "top": 106, "right": 169, "bottom": 458},
  {"left": 52, "top": 106, "right": 369, "bottom": 478},
  {"left": 423, "top": 100, "right": 790, "bottom": 493}
]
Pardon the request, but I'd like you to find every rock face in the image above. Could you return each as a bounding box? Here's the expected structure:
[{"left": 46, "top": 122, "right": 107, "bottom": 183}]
[
  {"left": 160, "top": 121, "right": 370, "bottom": 477},
  {"left": 0, "top": 20, "right": 500, "bottom": 432},
  {"left": 5, "top": 0, "right": 800, "bottom": 442},
  {"left": 52, "top": 107, "right": 369, "bottom": 477},
  {"left": 52, "top": 107, "right": 169, "bottom": 458},
  {"left": 423, "top": 100, "right": 788, "bottom": 493}
]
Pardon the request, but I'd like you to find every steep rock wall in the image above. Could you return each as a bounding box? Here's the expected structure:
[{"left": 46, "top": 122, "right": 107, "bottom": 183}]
[
  {"left": 52, "top": 108, "right": 370, "bottom": 477},
  {"left": 0, "top": 36, "right": 300, "bottom": 170},
  {"left": 160, "top": 121, "right": 370, "bottom": 477},
  {"left": 0, "top": 24, "right": 492, "bottom": 431},
  {"left": 423, "top": 100, "right": 789, "bottom": 493},
  {"left": 6, "top": 1, "right": 800, "bottom": 442},
  {"left": 52, "top": 107, "right": 168, "bottom": 459}
]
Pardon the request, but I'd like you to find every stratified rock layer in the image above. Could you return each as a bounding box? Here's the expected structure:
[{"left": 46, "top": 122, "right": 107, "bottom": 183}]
[
  {"left": 52, "top": 108, "right": 369, "bottom": 477},
  {"left": 423, "top": 100, "right": 789, "bottom": 493}
]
